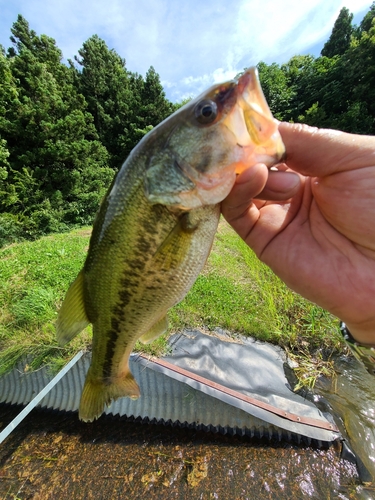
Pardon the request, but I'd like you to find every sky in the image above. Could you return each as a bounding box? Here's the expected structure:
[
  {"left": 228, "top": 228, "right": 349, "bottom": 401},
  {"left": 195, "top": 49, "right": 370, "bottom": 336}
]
[{"left": 0, "top": 0, "right": 373, "bottom": 102}]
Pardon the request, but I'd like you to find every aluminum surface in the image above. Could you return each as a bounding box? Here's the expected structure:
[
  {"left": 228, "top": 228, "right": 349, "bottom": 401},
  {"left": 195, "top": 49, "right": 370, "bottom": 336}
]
[{"left": 0, "top": 331, "right": 341, "bottom": 443}]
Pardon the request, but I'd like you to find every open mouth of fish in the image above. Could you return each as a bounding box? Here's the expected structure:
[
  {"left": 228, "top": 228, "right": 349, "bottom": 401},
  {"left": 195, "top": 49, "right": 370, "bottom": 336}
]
[{"left": 222, "top": 67, "right": 285, "bottom": 171}]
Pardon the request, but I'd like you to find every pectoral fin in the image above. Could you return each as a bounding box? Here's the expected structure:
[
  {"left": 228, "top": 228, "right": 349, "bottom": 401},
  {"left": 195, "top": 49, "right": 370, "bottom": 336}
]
[
  {"left": 153, "top": 212, "right": 198, "bottom": 270},
  {"left": 56, "top": 270, "right": 90, "bottom": 346},
  {"left": 139, "top": 315, "right": 168, "bottom": 344}
]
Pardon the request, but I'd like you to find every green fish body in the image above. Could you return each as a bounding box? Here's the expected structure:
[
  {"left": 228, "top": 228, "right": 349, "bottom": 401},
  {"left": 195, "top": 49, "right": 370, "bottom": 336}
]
[{"left": 56, "top": 68, "right": 285, "bottom": 422}]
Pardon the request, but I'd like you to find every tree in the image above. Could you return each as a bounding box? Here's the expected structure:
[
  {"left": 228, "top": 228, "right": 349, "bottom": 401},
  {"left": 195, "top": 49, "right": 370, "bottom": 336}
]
[
  {"left": 73, "top": 35, "right": 134, "bottom": 169},
  {"left": 360, "top": 1, "right": 375, "bottom": 33},
  {"left": 298, "top": 56, "right": 346, "bottom": 120},
  {"left": 338, "top": 22, "right": 375, "bottom": 133},
  {"left": 321, "top": 7, "right": 353, "bottom": 58},
  {"left": 118, "top": 66, "right": 175, "bottom": 161},
  {"left": 257, "top": 62, "right": 294, "bottom": 120},
  {"left": 1, "top": 16, "right": 113, "bottom": 237},
  {"left": 280, "top": 55, "right": 315, "bottom": 122},
  {"left": 74, "top": 40, "right": 175, "bottom": 169},
  {"left": 118, "top": 66, "right": 175, "bottom": 160},
  {"left": 0, "top": 48, "right": 17, "bottom": 178},
  {"left": 139, "top": 66, "right": 174, "bottom": 126}
]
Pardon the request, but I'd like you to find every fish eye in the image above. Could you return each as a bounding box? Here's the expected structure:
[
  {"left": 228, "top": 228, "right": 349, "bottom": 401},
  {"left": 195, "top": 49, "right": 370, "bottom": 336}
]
[{"left": 194, "top": 99, "right": 218, "bottom": 124}]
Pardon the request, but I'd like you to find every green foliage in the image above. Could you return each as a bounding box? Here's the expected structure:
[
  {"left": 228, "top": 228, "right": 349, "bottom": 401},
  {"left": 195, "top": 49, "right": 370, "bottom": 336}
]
[
  {"left": 0, "top": 48, "right": 16, "bottom": 182},
  {"left": 0, "top": 138, "right": 10, "bottom": 172},
  {"left": 73, "top": 35, "right": 133, "bottom": 169},
  {"left": 295, "top": 56, "right": 346, "bottom": 127},
  {"left": 321, "top": 7, "right": 354, "bottom": 58},
  {"left": 1, "top": 5, "right": 375, "bottom": 247},
  {"left": 74, "top": 40, "right": 175, "bottom": 168},
  {"left": 253, "top": 5, "right": 375, "bottom": 135},
  {"left": 0, "top": 213, "right": 24, "bottom": 247},
  {"left": 0, "top": 16, "right": 115, "bottom": 242},
  {"left": 280, "top": 55, "right": 315, "bottom": 122},
  {"left": 140, "top": 66, "right": 175, "bottom": 125},
  {"left": 0, "top": 17, "right": 177, "bottom": 246},
  {"left": 360, "top": 1, "right": 375, "bottom": 33},
  {"left": 118, "top": 67, "right": 175, "bottom": 160},
  {"left": 257, "top": 62, "right": 295, "bottom": 120}
]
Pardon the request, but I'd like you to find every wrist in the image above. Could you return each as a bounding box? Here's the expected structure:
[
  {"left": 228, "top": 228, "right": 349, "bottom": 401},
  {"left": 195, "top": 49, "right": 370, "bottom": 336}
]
[
  {"left": 341, "top": 321, "right": 375, "bottom": 346},
  {"left": 340, "top": 322, "right": 375, "bottom": 376}
]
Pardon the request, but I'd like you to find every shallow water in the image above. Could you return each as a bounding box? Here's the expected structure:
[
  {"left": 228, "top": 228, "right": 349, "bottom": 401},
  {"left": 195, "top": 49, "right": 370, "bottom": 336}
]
[
  {"left": 314, "top": 357, "right": 375, "bottom": 486},
  {"left": 0, "top": 404, "right": 361, "bottom": 499}
]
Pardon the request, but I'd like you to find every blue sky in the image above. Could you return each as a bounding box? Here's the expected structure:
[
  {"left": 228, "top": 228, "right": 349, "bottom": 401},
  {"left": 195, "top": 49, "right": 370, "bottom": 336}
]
[{"left": 0, "top": 0, "right": 373, "bottom": 102}]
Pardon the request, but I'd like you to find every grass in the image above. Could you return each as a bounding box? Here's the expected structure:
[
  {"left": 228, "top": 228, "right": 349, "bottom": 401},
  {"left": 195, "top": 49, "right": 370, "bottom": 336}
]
[
  {"left": 0, "top": 228, "right": 92, "bottom": 375},
  {"left": 171, "top": 221, "right": 343, "bottom": 350},
  {"left": 0, "top": 219, "right": 345, "bottom": 386}
]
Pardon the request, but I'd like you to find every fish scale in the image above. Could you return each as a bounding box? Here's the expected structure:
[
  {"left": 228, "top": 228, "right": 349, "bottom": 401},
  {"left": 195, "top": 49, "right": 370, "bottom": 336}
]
[{"left": 56, "top": 67, "right": 285, "bottom": 422}]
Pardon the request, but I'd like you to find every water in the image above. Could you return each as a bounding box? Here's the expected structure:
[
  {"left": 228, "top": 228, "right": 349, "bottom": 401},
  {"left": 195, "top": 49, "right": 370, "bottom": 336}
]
[
  {"left": 0, "top": 405, "right": 360, "bottom": 499},
  {"left": 314, "top": 356, "right": 375, "bottom": 497}
]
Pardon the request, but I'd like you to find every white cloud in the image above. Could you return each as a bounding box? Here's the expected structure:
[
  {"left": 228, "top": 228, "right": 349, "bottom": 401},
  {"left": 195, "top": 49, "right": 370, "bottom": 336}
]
[{"left": 167, "top": 0, "right": 373, "bottom": 101}]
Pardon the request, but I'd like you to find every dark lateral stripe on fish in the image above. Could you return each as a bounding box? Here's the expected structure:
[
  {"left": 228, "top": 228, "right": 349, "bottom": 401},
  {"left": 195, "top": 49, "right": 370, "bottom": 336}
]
[
  {"left": 101, "top": 247, "right": 151, "bottom": 379},
  {"left": 135, "top": 235, "right": 152, "bottom": 254},
  {"left": 102, "top": 292, "right": 132, "bottom": 379},
  {"left": 102, "top": 329, "right": 119, "bottom": 380}
]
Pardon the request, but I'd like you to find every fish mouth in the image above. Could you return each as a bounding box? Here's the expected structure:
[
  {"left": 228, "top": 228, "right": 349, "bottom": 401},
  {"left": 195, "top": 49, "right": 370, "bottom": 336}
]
[{"left": 223, "top": 67, "right": 285, "bottom": 171}]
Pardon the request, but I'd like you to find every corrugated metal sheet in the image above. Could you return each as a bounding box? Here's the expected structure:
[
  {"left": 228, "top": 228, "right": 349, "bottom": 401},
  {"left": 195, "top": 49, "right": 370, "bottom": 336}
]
[
  {"left": 0, "top": 347, "right": 340, "bottom": 443},
  {"left": 0, "top": 354, "right": 281, "bottom": 434}
]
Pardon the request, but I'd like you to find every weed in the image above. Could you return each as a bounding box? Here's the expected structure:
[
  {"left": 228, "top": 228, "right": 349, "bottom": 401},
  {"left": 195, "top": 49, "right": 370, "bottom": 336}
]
[{"left": 287, "top": 349, "right": 337, "bottom": 391}]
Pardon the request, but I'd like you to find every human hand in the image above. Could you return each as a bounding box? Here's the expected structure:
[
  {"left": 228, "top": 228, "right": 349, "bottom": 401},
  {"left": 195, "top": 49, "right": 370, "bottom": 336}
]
[{"left": 221, "top": 122, "right": 375, "bottom": 344}]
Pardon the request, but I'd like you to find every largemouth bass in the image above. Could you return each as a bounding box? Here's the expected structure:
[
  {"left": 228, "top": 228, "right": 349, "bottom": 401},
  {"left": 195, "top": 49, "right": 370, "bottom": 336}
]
[{"left": 56, "top": 68, "right": 285, "bottom": 422}]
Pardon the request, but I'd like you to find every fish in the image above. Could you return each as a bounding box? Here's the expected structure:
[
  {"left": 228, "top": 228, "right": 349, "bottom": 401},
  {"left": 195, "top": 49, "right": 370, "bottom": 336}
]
[{"left": 56, "top": 67, "right": 285, "bottom": 422}]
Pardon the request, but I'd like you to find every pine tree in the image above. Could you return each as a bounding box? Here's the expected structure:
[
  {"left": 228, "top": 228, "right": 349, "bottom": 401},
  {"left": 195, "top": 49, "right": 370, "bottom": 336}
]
[
  {"left": 117, "top": 66, "right": 175, "bottom": 158},
  {"left": 73, "top": 35, "right": 134, "bottom": 168},
  {"left": 74, "top": 42, "right": 175, "bottom": 168},
  {"left": 1, "top": 16, "right": 113, "bottom": 237},
  {"left": 0, "top": 48, "right": 17, "bottom": 177},
  {"left": 139, "top": 66, "right": 174, "bottom": 126},
  {"left": 321, "top": 8, "right": 353, "bottom": 58},
  {"left": 360, "top": 2, "right": 375, "bottom": 33}
]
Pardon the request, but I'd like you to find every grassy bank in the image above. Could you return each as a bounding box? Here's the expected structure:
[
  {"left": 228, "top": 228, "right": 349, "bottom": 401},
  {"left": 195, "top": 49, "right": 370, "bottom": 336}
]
[{"left": 0, "top": 220, "right": 344, "bottom": 386}]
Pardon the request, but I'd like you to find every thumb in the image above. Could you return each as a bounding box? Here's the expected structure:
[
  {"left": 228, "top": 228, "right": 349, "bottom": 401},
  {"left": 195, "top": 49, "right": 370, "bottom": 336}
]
[{"left": 279, "top": 122, "right": 375, "bottom": 177}]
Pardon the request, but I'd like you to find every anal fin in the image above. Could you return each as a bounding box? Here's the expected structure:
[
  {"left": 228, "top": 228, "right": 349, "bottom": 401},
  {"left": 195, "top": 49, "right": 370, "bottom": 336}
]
[
  {"left": 56, "top": 270, "right": 89, "bottom": 346},
  {"left": 139, "top": 315, "right": 168, "bottom": 344}
]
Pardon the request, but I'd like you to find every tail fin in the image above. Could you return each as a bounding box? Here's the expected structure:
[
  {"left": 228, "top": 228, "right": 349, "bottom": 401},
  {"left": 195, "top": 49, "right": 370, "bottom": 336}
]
[{"left": 79, "top": 367, "right": 140, "bottom": 422}]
